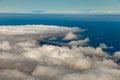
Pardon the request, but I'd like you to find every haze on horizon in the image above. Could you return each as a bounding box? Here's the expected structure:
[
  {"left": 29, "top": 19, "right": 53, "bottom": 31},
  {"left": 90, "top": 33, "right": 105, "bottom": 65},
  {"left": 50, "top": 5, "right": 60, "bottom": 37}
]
[{"left": 0, "top": 0, "right": 120, "bottom": 14}]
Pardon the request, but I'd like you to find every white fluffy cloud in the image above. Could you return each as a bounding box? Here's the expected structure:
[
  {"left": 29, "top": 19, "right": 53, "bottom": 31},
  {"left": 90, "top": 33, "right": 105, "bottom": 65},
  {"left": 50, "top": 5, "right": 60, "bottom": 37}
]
[
  {"left": 114, "top": 51, "right": 120, "bottom": 59},
  {"left": 63, "top": 32, "right": 78, "bottom": 40},
  {"left": 62, "top": 68, "right": 120, "bottom": 80},
  {"left": 0, "top": 69, "right": 35, "bottom": 80},
  {"left": 69, "top": 38, "right": 90, "bottom": 46},
  {"left": 0, "top": 25, "right": 120, "bottom": 80},
  {"left": 0, "top": 25, "right": 81, "bottom": 35},
  {"left": 0, "top": 41, "right": 11, "bottom": 51}
]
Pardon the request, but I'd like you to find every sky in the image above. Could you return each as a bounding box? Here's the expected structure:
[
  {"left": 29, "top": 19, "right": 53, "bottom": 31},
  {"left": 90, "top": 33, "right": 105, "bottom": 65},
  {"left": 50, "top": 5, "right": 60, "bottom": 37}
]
[{"left": 0, "top": 0, "right": 120, "bottom": 14}]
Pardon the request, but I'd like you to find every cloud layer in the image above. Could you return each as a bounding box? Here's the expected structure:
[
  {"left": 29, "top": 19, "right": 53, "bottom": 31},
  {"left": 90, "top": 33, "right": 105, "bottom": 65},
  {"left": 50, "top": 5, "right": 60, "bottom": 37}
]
[
  {"left": 0, "top": 25, "right": 120, "bottom": 80},
  {"left": 32, "top": 10, "right": 120, "bottom": 14}
]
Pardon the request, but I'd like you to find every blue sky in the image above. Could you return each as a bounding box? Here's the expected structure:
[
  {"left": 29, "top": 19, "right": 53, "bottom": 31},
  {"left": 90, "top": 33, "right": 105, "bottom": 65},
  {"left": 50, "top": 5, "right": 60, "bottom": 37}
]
[{"left": 0, "top": 0, "right": 120, "bottom": 13}]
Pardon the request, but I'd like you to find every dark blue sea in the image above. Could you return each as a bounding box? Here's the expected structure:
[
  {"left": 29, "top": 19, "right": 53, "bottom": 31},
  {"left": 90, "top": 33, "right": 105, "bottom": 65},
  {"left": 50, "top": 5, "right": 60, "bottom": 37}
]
[{"left": 0, "top": 13, "right": 120, "bottom": 54}]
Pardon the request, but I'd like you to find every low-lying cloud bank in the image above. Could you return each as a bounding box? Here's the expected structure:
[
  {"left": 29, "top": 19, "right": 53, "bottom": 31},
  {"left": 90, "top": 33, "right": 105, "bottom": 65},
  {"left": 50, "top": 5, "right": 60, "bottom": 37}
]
[{"left": 0, "top": 25, "right": 120, "bottom": 80}]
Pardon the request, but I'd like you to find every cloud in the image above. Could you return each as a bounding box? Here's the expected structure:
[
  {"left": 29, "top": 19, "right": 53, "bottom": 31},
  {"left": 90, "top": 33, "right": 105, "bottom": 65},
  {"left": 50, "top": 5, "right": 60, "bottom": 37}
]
[
  {"left": 31, "top": 10, "right": 99, "bottom": 14},
  {"left": 114, "top": 51, "right": 120, "bottom": 59},
  {"left": 33, "top": 10, "right": 100, "bottom": 14},
  {"left": 63, "top": 32, "right": 78, "bottom": 40},
  {"left": 0, "top": 41, "right": 11, "bottom": 51},
  {"left": 0, "top": 25, "right": 80, "bottom": 35},
  {"left": 32, "top": 11, "right": 82, "bottom": 14},
  {"left": 99, "top": 43, "right": 114, "bottom": 49},
  {"left": 32, "top": 65, "right": 74, "bottom": 80},
  {"left": 32, "top": 11, "right": 44, "bottom": 13},
  {"left": 0, "top": 25, "right": 120, "bottom": 80},
  {"left": 31, "top": 10, "right": 120, "bottom": 14},
  {"left": 62, "top": 68, "right": 120, "bottom": 80},
  {"left": 0, "top": 69, "right": 35, "bottom": 80},
  {"left": 68, "top": 38, "right": 90, "bottom": 46}
]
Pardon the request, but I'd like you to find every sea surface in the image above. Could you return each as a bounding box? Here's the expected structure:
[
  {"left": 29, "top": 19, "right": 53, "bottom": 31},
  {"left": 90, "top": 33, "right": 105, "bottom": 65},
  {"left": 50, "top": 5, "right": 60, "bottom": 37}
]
[{"left": 0, "top": 14, "right": 120, "bottom": 54}]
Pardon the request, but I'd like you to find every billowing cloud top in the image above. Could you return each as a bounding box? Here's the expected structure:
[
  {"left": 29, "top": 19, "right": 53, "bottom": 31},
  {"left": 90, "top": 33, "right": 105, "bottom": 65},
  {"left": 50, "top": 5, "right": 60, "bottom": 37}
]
[
  {"left": 0, "top": 25, "right": 120, "bottom": 80},
  {"left": 0, "top": 25, "right": 81, "bottom": 35}
]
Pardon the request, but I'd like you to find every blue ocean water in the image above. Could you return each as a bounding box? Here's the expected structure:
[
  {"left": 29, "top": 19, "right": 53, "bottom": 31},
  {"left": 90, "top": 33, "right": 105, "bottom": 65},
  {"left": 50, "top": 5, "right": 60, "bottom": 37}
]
[{"left": 0, "top": 14, "right": 120, "bottom": 54}]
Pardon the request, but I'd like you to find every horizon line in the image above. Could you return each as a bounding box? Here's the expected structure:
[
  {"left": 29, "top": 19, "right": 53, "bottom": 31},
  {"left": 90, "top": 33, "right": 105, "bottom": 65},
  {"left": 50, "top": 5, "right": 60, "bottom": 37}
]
[{"left": 0, "top": 10, "right": 120, "bottom": 15}]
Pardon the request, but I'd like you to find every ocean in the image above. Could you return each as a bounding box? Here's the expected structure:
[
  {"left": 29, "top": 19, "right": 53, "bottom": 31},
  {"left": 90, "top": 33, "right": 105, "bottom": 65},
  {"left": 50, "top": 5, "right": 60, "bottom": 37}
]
[{"left": 0, "top": 14, "right": 120, "bottom": 54}]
